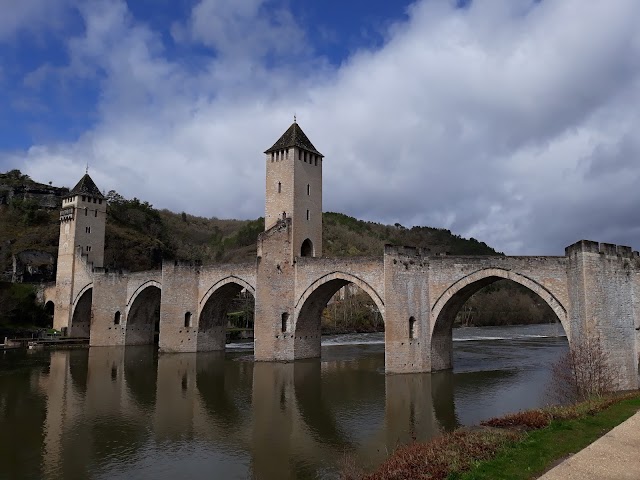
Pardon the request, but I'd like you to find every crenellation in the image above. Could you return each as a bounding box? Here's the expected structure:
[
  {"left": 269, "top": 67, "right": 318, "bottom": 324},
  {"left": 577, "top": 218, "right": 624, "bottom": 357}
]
[
  {"left": 600, "top": 242, "right": 618, "bottom": 256},
  {"left": 617, "top": 245, "right": 633, "bottom": 258}
]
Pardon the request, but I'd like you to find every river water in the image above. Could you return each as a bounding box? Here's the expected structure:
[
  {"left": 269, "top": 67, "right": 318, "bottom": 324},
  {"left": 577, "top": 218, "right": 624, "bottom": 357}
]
[{"left": 0, "top": 324, "right": 567, "bottom": 480}]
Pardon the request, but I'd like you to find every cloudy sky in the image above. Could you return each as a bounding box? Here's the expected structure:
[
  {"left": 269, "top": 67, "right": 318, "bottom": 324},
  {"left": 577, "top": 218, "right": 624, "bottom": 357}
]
[{"left": 1, "top": 0, "right": 639, "bottom": 255}]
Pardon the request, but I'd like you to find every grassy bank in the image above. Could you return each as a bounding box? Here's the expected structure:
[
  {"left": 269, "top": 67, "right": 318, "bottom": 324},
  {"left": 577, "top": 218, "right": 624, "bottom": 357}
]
[{"left": 348, "top": 393, "right": 640, "bottom": 480}]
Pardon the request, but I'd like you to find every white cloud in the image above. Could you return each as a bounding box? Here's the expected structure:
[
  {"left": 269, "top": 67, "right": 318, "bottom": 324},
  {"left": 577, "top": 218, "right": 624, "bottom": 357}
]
[
  {"left": 0, "top": 0, "right": 71, "bottom": 41},
  {"left": 3, "top": 0, "right": 640, "bottom": 255}
]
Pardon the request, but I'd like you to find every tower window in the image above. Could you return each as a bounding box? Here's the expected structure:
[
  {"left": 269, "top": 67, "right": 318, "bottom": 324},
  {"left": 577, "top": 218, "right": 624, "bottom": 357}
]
[
  {"left": 281, "top": 312, "right": 289, "bottom": 333},
  {"left": 99, "top": 200, "right": 102, "bottom": 205},
  {"left": 409, "top": 316, "right": 416, "bottom": 339},
  {"left": 315, "top": 157, "right": 318, "bottom": 166},
  {"left": 184, "top": 312, "right": 192, "bottom": 328},
  {"left": 86, "top": 226, "right": 91, "bottom": 234},
  {"left": 82, "top": 196, "right": 86, "bottom": 201},
  {"left": 307, "top": 184, "right": 310, "bottom": 196},
  {"left": 306, "top": 209, "right": 310, "bottom": 221},
  {"left": 86, "top": 245, "right": 91, "bottom": 252},
  {"left": 95, "top": 210, "right": 98, "bottom": 217},
  {"left": 298, "top": 150, "right": 301, "bottom": 160},
  {"left": 278, "top": 182, "right": 281, "bottom": 193},
  {"left": 85, "top": 208, "right": 88, "bottom": 216},
  {"left": 114, "top": 311, "right": 121, "bottom": 325}
]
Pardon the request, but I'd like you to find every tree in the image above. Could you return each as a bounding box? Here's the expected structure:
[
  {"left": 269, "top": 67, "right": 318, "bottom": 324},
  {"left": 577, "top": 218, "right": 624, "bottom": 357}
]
[{"left": 550, "top": 331, "right": 617, "bottom": 404}]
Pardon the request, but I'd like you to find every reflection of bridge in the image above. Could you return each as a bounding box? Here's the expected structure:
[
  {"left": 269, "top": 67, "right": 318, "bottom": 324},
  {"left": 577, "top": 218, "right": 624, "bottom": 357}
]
[
  {"left": 36, "top": 348, "right": 450, "bottom": 479},
  {"left": 47, "top": 121, "right": 640, "bottom": 388}
]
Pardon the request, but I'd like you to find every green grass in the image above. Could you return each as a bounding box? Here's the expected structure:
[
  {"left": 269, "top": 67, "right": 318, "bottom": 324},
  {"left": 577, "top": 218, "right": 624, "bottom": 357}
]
[{"left": 456, "top": 394, "right": 640, "bottom": 480}]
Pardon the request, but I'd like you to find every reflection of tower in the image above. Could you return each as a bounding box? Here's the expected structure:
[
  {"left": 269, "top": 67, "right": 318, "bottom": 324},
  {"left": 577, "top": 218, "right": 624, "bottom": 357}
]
[
  {"left": 40, "top": 350, "right": 92, "bottom": 479},
  {"left": 250, "top": 363, "right": 297, "bottom": 480},
  {"left": 54, "top": 173, "right": 106, "bottom": 332},
  {"left": 264, "top": 119, "right": 323, "bottom": 259},
  {"left": 40, "top": 352, "right": 71, "bottom": 478},
  {"left": 154, "top": 353, "right": 197, "bottom": 439},
  {"left": 383, "top": 374, "right": 440, "bottom": 446}
]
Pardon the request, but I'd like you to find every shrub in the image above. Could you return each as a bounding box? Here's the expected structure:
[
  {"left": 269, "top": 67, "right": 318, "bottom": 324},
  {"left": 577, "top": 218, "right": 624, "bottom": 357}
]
[
  {"left": 347, "top": 430, "right": 521, "bottom": 480},
  {"left": 550, "top": 331, "right": 617, "bottom": 404},
  {"left": 481, "top": 409, "right": 551, "bottom": 430}
]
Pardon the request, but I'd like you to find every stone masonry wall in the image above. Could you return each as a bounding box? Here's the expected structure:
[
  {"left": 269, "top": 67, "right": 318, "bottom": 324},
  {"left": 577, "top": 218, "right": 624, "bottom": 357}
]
[
  {"left": 265, "top": 149, "right": 295, "bottom": 231},
  {"left": 566, "top": 240, "right": 640, "bottom": 390},
  {"left": 159, "top": 262, "right": 200, "bottom": 353},
  {"left": 255, "top": 218, "right": 296, "bottom": 361},
  {"left": 383, "top": 246, "right": 431, "bottom": 373},
  {"left": 292, "top": 148, "right": 322, "bottom": 258}
]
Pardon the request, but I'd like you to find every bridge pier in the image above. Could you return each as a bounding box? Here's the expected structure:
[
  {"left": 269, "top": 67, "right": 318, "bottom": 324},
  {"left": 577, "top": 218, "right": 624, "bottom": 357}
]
[
  {"left": 383, "top": 246, "right": 431, "bottom": 373},
  {"left": 159, "top": 262, "right": 200, "bottom": 353},
  {"left": 566, "top": 241, "right": 640, "bottom": 390},
  {"left": 255, "top": 219, "right": 298, "bottom": 362}
]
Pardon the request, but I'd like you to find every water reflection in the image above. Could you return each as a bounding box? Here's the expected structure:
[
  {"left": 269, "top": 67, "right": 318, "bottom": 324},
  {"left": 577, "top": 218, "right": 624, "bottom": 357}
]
[{"left": 0, "top": 326, "right": 568, "bottom": 480}]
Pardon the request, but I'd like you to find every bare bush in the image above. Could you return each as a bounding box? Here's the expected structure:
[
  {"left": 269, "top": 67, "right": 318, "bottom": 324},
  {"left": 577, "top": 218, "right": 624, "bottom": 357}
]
[{"left": 550, "top": 332, "right": 617, "bottom": 404}]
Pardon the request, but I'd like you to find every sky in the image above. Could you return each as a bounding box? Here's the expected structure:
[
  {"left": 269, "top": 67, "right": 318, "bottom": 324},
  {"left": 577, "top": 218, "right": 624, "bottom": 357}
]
[{"left": 1, "top": 0, "right": 639, "bottom": 255}]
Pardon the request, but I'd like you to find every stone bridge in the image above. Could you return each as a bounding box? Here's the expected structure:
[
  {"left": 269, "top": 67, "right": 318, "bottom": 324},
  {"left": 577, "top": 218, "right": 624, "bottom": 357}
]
[
  {"left": 48, "top": 225, "right": 640, "bottom": 390},
  {"left": 47, "top": 121, "right": 640, "bottom": 390}
]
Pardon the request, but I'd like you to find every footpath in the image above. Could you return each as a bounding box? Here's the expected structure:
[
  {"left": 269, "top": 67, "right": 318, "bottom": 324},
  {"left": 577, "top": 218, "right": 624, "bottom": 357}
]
[{"left": 538, "top": 410, "right": 640, "bottom": 479}]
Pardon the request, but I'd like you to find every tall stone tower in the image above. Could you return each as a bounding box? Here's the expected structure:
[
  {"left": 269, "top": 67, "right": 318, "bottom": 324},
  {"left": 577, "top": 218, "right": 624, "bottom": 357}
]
[
  {"left": 264, "top": 119, "right": 323, "bottom": 259},
  {"left": 53, "top": 173, "right": 106, "bottom": 334}
]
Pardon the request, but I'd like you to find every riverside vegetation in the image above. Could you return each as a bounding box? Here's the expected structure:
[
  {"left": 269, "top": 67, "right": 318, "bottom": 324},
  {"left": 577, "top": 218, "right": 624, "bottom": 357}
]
[
  {"left": 1, "top": 170, "right": 557, "bottom": 334},
  {"left": 342, "top": 393, "right": 640, "bottom": 480},
  {"left": 343, "top": 335, "right": 639, "bottom": 480}
]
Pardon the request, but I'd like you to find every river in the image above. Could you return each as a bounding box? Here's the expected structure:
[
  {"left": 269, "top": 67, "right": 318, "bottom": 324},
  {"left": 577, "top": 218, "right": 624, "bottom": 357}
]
[{"left": 0, "top": 323, "right": 567, "bottom": 480}]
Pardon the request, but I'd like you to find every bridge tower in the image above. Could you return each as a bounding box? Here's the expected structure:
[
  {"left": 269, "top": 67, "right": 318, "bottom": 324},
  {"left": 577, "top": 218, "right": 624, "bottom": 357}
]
[
  {"left": 255, "top": 121, "right": 325, "bottom": 361},
  {"left": 264, "top": 118, "right": 323, "bottom": 259},
  {"left": 53, "top": 173, "right": 106, "bottom": 334}
]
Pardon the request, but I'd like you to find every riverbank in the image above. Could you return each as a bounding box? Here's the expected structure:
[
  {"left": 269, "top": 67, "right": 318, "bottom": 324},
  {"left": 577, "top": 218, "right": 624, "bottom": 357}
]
[{"left": 348, "top": 392, "right": 640, "bottom": 480}]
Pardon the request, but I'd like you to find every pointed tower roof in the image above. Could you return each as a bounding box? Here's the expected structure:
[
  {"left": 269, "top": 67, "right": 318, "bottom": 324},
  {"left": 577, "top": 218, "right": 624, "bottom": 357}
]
[
  {"left": 265, "top": 121, "right": 323, "bottom": 157},
  {"left": 69, "top": 174, "right": 104, "bottom": 199}
]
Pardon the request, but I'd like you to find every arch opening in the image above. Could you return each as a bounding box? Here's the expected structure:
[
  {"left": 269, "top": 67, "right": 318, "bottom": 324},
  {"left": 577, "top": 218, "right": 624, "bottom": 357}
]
[
  {"left": 301, "top": 238, "right": 313, "bottom": 257},
  {"left": 199, "top": 282, "right": 255, "bottom": 352},
  {"left": 44, "top": 301, "right": 55, "bottom": 328},
  {"left": 295, "top": 278, "right": 384, "bottom": 360},
  {"left": 126, "top": 285, "right": 161, "bottom": 346},
  {"left": 70, "top": 288, "right": 92, "bottom": 337},
  {"left": 431, "top": 276, "right": 567, "bottom": 371}
]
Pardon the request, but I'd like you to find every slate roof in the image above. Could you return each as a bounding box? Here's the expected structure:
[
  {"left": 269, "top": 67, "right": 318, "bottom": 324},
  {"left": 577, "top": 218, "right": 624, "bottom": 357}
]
[
  {"left": 265, "top": 121, "right": 323, "bottom": 157},
  {"left": 69, "top": 174, "right": 104, "bottom": 199}
]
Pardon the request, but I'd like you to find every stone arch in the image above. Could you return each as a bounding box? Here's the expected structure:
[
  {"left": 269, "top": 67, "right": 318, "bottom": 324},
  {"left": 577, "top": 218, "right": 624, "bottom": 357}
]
[
  {"left": 199, "top": 276, "right": 255, "bottom": 307},
  {"left": 301, "top": 238, "right": 313, "bottom": 257},
  {"left": 125, "top": 283, "right": 161, "bottom": 346},
  {"left": 430, "top": 268, "right": 568, "bottom": 371},
  {"left": 71, "top": 284, "right": 93, "bottom": 337},
  {"left": 45, "top": 300, "right": 55, "bottom": 315},
  {"left": 198, "top": 276, "right": 256, "bottom": 351},
  {"left": 293, "top": 272, "right": 385, "bottom": 359},
  {"left": 126, "top": 280, "right": 162, "bottom": 308},
  {"left": 295, "top": 272, "right": 385, "bottom": 318}
]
